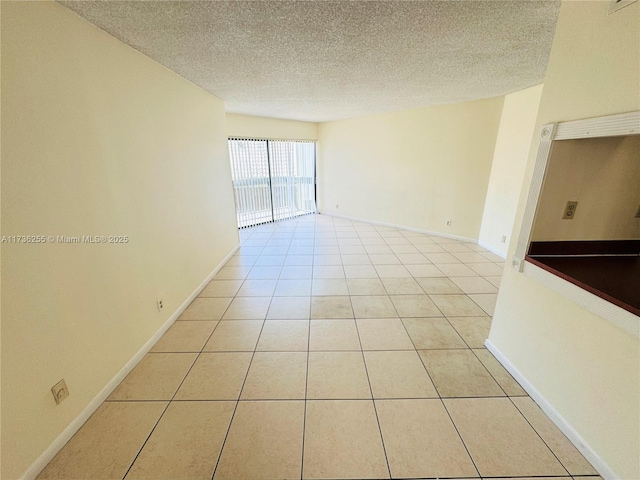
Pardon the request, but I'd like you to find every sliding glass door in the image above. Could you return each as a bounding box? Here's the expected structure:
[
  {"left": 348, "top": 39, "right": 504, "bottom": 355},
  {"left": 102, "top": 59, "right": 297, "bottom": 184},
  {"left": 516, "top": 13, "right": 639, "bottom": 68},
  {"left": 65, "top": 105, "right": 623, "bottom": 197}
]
[{"left": 228, "top": 138, "right": 316, "bottom": 228}]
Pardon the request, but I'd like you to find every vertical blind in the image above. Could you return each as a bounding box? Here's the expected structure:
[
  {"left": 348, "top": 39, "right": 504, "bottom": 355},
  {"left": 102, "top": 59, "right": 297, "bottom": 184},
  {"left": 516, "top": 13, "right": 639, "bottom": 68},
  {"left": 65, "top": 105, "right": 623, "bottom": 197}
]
[{"left": 228, "top": 138, "right": 316, "bottom": 228}]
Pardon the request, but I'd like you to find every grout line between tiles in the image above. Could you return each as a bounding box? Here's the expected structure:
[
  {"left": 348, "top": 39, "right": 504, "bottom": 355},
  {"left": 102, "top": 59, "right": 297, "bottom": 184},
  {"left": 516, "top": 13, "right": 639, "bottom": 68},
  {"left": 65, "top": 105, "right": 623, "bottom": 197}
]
[
  {"left": 352, "top": 303, "right": 393, "bottom": 480},
  {"left": 299, "top": 234, "right": 314, "bottom": 480}
]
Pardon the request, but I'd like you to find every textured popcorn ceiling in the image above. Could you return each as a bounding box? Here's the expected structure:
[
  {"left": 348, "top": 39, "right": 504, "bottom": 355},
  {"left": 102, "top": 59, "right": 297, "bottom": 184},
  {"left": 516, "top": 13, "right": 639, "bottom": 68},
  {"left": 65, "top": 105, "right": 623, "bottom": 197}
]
[{"left": 59, "top": 1, "right": 560, "bottom": 122}]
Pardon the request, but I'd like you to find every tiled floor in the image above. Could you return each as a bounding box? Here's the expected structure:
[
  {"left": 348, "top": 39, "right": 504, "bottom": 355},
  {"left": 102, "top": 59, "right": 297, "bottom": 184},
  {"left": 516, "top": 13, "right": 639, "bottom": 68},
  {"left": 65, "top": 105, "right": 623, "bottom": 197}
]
[{"left": 38, "top": 214, "right": 601, "bottom": 480}]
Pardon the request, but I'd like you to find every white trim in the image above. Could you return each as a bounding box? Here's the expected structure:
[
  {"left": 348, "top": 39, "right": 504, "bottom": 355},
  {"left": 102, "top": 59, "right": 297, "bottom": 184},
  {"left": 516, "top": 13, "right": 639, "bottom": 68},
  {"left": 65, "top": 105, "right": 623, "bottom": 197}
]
[
  {"left": 554, "top": 111, "right": 640, "bottom": 139},
  {"left": 485, "top": 339, "right": 619, "bottom": 480},
  {"left": 523, "top": 261, "right": 639, "bottom": 338},
  {"left": 477, "top": 240, "right": 507, "bottom": 259},
  {"left": 319, "top": 211, "right": 478, "bottom": 244},
  {"left": 513, "top": 122, "right": 556, "bottom": 269},
  {"left": 20, "top": 244, "right": 240, "bottom": 480}
]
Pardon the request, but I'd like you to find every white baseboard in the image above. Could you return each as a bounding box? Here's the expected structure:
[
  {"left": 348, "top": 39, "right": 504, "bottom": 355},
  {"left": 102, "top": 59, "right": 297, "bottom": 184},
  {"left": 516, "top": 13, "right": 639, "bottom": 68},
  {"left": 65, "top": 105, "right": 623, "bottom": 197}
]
[
  {"left": 484, "top": 339, "right": 618, "bottom": 480},
  {"left": 319, "top": 211, "right": 478, "bottom": 244},
  {"left": 477, "top": 239, "right": 507, "bottom": 259},
  {"left": 21, "top": 243, "right": 240, "bottom": 480}
]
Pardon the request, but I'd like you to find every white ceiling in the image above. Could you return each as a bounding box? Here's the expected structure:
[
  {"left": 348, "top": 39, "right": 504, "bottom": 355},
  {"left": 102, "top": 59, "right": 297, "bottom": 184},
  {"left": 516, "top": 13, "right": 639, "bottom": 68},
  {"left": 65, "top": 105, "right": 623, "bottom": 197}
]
[{"left": 59, "top": 1, "right": 561, "bottom": 122}]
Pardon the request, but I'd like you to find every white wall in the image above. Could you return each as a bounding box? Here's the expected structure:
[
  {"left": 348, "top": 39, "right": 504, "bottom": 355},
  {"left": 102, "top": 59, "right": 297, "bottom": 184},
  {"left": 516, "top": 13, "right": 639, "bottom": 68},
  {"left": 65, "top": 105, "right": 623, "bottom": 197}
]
[
  {"left": 532, "top": 135, "right": 640, "bottom": 241},
  {"left": 479, "top": 85, "right": 543, "bottom": 257},
  {"left": 489, "top": 2, "right": 640, "bottom": 479},
  {"left": 226, "top": 113, "right": 318, "bottom": 140},
  {"left": 317, "top": 98, "right": 504, "bottom": 240},
  {"left": 1, "top": 3, "right": 239, "bottom": 478}
]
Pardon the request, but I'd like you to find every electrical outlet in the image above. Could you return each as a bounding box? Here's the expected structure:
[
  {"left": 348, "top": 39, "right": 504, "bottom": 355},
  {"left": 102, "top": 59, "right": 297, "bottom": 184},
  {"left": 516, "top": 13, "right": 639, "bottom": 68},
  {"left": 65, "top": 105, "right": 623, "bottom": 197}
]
[
  {"left": 562, "top": 201, "right": 578, "bottom": 219},
  {"left": 51, "top": 379, "right": 69, "bottom": 405},
  {"left": 445, "top": 219, "right": 452, "bottom": 227},
  {"left": 157, "top": 299, "right": 164, "bottom": 311},
  {"left": 501, "top": 235, "right": 507, "bottom": 244},
  {"left": 336, "top": 204, "right": 339, "bottom": 209}
]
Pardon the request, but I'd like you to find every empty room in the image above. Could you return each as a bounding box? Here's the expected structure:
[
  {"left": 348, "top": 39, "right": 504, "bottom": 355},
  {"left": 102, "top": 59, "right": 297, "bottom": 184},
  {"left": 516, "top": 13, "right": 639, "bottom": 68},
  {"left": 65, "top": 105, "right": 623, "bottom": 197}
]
[{"left": 1, "top": 1, "right": 639, "bottom": 480}]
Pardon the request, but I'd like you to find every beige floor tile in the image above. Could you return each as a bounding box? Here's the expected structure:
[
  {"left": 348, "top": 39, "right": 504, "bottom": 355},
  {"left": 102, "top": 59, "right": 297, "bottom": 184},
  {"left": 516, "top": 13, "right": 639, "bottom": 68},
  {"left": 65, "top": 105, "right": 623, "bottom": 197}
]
[
  {"left": 174, "top": 352, "right": 252, "bottom": 400},
  {"left": 314, "top": 254, "right": 342, "bottom": 265},
  {"left": 256, "top": 320, "right": 309, "bottom": 351},
  {"left": 402, "top": 317, "right": 467, "bottom": 349},
  {"left": 444, "top": 398, "right": 568, "bottom": 477},
  {"left": 365, "top": 245, "right": 392, "bottom": 254},
  {"left": 307, "top": 352, "right": 371, "bottom": 399},
  {"left": 199, "top": 279, "right": 243, "bottom": 297},
  {"left": 125, "top": 401, "right": 235, "bottom": 480},
  {"left": 390, "top": 294, "right": 441, "bottom": 317},
  {"left": 452, "top": 252, "right": 488, "bottom": 263},
  {"left": 285, "top": 254, "right": 313, "bottom": 265},
  {"left": 447, "top": 316, "right": 492, "bottom": 348},
  {"left": 405, "top": 264, "right": 446, "bottom": 277},
  {"left": 347, "top": 278, "right": 386, "bottom": 295},
  {"left": 311, "top": 296, "right": 354, "bottom": 318},
  {"left": 374, "top": 264, "right": 412, "bottom": 278},
  {"left": 472, "top": 348, "right": 527, "bottom": 396},
  {"left": 267, "top": 296, "right": 311, "bottom": 319},
  {"left": 310, "top": 319, "right": 361, "bottom": 350},
  {"left": 436, "top": 263, "right": 478, "bottom": 277},
  {"left": 369, "top": 253, "right": 401, "bottom": 265},
  {"left": 203, "top": 320, "right": 263, "bottom": 352},
  {"left": 340, "top": 245, "right": 367, "bottom": 255},
  {"left": 222, "top": 296, "right": 271, "bottom": 320},
  {"left": 381, "top": 277, "right": 423, "bottom": 294},
  {"left": 364, "top": 351, "right": 438, "bottom": 398},
  {"left": 241, "top": 352, "right": 307, "bottom": 399},
  {"left": 480, "top": 251, "right": 505, "bottom": 262},
  {"left": 396, "top": 252, "right": 430, "bottom": 263},
  {"left": 236, "top": 279, "right": 277, "bottom": 297},
  {"left": 313, "top": 265, "right": 346, "bottom": 278},
  {"left": 303, "top": 400, "right": 389, "bottom": 479},
  {"left": 418, "top": 349, "right": 504, "bottom": 397},
  {"left": 485, "top": 275, "right": 503, "bottom": 288},
  {"left": 415, "top": 244, "right": 446, "bottom": 253},
  {"left": 469, "top": 293, "right": 498, "bottom": 316},
  {"left": 38, "top": 402, "right": 166, "bottom": 480},
  {"left": 109, "top": 353, "right": 197, "bottom": 401},
  {"left": 340, "top": 254, "right": 371, "bottom": 265},
  {"left": 512, "top": 397, "right": 597, "bottom": 475},
  {"left": 224, "top": 255, "right": 257, "bottom": 267},
  {"left": 254, "top": 255, "right": 286, "bottom": 266},
  {"left": 430, "top": 294, "right": 487, "bottom": 316},
  {"left": 151, "top": 321, "right": 217, "bottom": 353},
  {"left": 468, "top": 262, "right": 504, "bottom": 276},
  {"left": 275, "top": 278, "right": 312, "bottom": 296},
  {"left": 215, "top": 401, "right": 305, "bottom": 480},
  {"left": 344, "top": 264, "right": 379, "bottom": 278},
  {"left": 314, "top": 245, "right": 340, "bottom": 255},
  {"left": 356, "top": 318, "right": 415, "bottom": 350},
  {"left": 214, "top": 266, "right": 251, "bottom": 280},
  {"left": 351, "top": 295, "right": 398, "bottom": 318},
  {"left": 312, "top": 278, "right": 349, "bottom": 296},
  {"left": 247, "top": 265, "right": 282, "bottom": 279},
  {"left": 179, "top": 297, "right": 232, "bottom": 320},
  {"left": 450, "top": 276, "right": 498, "bottom": 294},
  {"left": 280, "top": 265, "right": 313, "bottom": 279},
  {"left": 416, "top": 277, "right": 463, "bottom": 294},
  {"left": 376, "top": 399, "right": 478, "bottom": 478},
  {"left": 424, "top": 252, "right": 461, "bottom": 264},
  {"left": 442, "top": 243, "right": 474, "bottom": 253}
]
